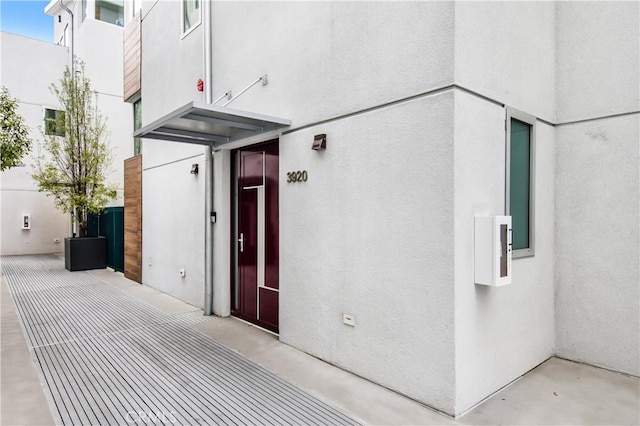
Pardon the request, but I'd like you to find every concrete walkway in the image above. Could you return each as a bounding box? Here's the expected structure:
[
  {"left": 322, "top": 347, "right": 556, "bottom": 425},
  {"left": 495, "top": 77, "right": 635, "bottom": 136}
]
[{"left": 1, "top": 254, "right": 639, "bottom": 425}]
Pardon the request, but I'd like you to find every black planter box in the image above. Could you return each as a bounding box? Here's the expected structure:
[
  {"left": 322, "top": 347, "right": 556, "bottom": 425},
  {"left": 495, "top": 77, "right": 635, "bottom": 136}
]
[{"left": 64, "top": 236, "right": 107, "bottom": 271}]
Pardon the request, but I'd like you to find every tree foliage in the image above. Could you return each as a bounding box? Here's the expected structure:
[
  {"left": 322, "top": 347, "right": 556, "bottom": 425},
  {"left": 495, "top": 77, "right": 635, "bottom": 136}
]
[
  {"left": 0, "top": 86, "right": 32, "bottom": 171},
  {"left": 32, "top": 58, "right": 117, "bottom": 238}
]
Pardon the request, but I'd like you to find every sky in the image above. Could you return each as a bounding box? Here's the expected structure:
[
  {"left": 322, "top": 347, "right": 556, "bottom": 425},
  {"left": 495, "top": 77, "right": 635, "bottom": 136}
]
[{"left": 1, "top": 0, "right": 53, "bottom": 43}]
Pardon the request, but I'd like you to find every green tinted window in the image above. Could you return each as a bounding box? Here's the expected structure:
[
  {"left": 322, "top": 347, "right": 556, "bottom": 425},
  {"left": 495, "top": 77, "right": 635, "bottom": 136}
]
[
  {"left": 510, "top": 118, "right": 531, "bottom": 250},
  {"left": 44, "top": 108, "right": 65, "bottom": 137},
  {"left": 95, "top": 0, "right": 124, "bottom": 26},
  {"left": 133, "top": 100, "right": 142, "bottom": 156},
  {"left": 183, "top": 0, "right": 200, "bottom": 33}
]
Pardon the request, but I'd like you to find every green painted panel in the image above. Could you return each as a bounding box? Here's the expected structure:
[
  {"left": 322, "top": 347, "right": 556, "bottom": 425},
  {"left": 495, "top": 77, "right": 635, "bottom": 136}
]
[
  {"left": 100, "top": 207, "right": 124, "bottom": 272},
  {"left": 89, "top": 207, "right": 124, "bottom": 272},
  {"left": 510, "top": 119, "right": 531, "bottom": 250}
]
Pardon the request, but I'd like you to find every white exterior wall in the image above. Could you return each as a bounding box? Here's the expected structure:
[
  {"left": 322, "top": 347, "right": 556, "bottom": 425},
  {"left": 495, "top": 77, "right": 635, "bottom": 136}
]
[
  {"left": 453, "top": 91, "right": 556, "bottom": 413},
  {"left": 555, "top": 116, "right": 639, "bottom": 376},
  {"left": 556, "top": 2, "right": 639, "bottom": 123},
  {"left": 142, "top": 157, "right": 205, "bottom": 307},
  {"left": 1, "top": 0, "right": 132, "bottom": 254},
  {"left": 138, "top": 0, "right": 458, "bottom": 410},
  {"left": 135, "top": 0, "right": 639, "bottom": 418},
  {"left": 0, "top": 33, "right": 70, "bottom": 255},
  {"left": 76, "top": 17, "right": 133, "bottom": 197},
  {"left": 554, "top": 1, "right": 640, "bottom": 376},
  {"left": 140, "top": 0, "right": 207, "bottom": 307},
  {"left": 454, "top": 1, "right": 556, "bottom": 121},
  {"left": 93, "top": 93, "right": 133, "bottom": 201},
  {"left": 453, "top": 2, "right": 557, "bottom": 412},
  {"left": 140, "top": 0, "right": 203, "bottom": 125},
  {"left": 210, "top": 1, "right": 455, "bottom": 124},
  {"left": 209, "top": 1, "right": 457, "bottom": 413},
  {"left": 280, "top": 93, "right": 456, "bottom": 414}
]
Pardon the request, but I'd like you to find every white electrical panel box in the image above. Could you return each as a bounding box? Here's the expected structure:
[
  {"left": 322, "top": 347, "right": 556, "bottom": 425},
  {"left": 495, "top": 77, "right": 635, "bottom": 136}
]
[
  {"left": 21, "top": 214, "right": 31, "bottom": 230},
  {"left": 475, "top": 216, "right": 512, "bottom": 286}
]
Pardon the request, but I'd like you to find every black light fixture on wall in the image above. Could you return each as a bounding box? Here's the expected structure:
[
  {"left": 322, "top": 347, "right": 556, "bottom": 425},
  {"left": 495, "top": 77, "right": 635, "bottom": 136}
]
[
  {"left": 190, "top": 163, "right": 199, "bottom": 175},
  {"left": 312, "top": 134, "right": 326, "bottom": 151}
]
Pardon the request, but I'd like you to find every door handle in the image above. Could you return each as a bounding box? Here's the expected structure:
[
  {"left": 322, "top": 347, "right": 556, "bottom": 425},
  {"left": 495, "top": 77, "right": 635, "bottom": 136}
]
[{"left": 238, "top": 233, "right": 244, "bottom": 253}]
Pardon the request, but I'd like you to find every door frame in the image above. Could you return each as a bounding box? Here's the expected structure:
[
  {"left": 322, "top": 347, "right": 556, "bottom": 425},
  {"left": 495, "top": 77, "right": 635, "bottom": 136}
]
[{"left": 230, "top": 138, "right": 279, "bottom": 333}]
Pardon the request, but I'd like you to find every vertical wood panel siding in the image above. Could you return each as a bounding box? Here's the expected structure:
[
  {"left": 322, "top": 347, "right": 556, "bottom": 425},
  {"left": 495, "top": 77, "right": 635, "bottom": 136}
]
[
  {"left": 123, "top": 12, "right": 141, "bottom": 102},
  {"left": 124, "top": 156, "right": 142, "bottom": 283}
]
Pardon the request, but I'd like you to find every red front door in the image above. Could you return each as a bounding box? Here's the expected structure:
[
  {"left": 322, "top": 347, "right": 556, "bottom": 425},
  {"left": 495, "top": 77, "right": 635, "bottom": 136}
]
[{"left": 233, "top": 140, "right": 279, "bottom": 332}]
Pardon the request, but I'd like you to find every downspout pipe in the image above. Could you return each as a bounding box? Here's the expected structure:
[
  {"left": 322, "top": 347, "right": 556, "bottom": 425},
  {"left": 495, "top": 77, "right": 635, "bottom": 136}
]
[
  {"left": 203, "top": 0, "right": 214, "bottom": 316},
  {"left": 58, "top": 0, "right": 74, "bottom": 74}
]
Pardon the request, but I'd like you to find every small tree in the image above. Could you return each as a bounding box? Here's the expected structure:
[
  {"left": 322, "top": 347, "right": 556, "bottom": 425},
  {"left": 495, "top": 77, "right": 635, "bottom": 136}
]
[
  {"left": 1, "top": 86, "right": 32, "bottom": 171},
  {"left": 33, "top": 58, "right": 117, "bottom": 238}
]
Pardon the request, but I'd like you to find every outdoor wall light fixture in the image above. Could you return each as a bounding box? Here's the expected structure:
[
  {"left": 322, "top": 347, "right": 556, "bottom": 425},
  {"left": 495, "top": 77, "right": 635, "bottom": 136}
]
[
  {"left": 190, "top": 164, "right": 199, "bottom": 175},
  {"left": 312, "top": 134, "right": 326, "bottom": 151}
]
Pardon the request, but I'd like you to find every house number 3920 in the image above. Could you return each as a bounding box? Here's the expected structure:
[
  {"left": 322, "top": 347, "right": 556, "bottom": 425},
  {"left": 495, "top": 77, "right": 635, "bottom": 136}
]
[{"left": 286, "top": 170, "right": 308, "bottom": 183}]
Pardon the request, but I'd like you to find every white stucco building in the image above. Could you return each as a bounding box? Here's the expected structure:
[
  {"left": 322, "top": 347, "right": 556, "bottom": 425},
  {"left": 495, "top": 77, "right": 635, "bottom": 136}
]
[
  {"left": 0, "top": 32, "right": 69, "bottom": 255},
  {"left": 129, "top": 0, "right": 639, "bottom": 417},
  {"left": 0, "top": 0, "right": 133, "bottom": 256},
  {"left": 2, "top": 0, "right": 630, "bottom": 418}
]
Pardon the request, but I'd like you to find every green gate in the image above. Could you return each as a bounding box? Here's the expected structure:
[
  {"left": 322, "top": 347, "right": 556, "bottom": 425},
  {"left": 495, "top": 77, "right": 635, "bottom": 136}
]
[{"left": 87, "top": 207, "right": 124, "bottom": 272}]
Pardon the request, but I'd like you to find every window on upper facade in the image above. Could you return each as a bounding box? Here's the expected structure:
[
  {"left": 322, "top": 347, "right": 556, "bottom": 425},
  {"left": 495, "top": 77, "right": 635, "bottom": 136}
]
[
  {"left": 44, "top": 108, "right": 65, "bottom": 137},
  {"left": 133, "top": 99, "right": 142, "bottom": 156},
  {"left": 82, "top": 0, "right": 87, "bottom": 21},
  {"left": 182, "top": 0, "right": 201, "bottom": 37},
  {"left": 506, "top": 107, "right": 536, "bottom": 258},
  {"left": 96, "top": 0, "right": 124, "bottom": 26}
]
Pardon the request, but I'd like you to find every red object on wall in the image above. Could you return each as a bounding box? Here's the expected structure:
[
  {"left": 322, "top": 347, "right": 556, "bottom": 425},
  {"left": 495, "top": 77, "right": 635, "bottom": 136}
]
[{"left": 197, "top": 79, "right": 204, "bottom": 92}]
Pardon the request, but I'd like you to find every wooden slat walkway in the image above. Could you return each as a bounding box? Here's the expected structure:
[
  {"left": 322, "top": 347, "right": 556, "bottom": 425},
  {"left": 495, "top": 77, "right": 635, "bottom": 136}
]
[{"left": 1, "top": 255, "right": 361, "bottom": 426}]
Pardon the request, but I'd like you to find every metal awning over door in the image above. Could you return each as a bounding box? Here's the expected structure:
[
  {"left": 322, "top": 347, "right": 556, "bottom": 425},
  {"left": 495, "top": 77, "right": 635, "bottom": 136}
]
[{"left": 133, "top": 101, "right": 291, "bottom": 146}]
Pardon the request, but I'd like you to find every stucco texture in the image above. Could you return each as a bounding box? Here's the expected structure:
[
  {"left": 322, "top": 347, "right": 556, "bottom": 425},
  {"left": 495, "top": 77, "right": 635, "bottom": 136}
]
[
  {"left": 0, "top": 34, "right": 71, "bottom": 255},
  {"left": 142, "top": 156, "right": 206, "bottom": 308},
  {"left": 140, "top": 0, "right": 210, "bottom": 305},
  {"left": 279, "top": 92, "right": 456, "bottom": 414},
  {"left": 134, "top": 1, "right": 640, "bottom": 418},
  {"left": 554, "top": 0, "right": 639, "bottom": 377},
  {"left": 453, "top": 91, "right": 556, "bottom": 413},
  {"left": 141, "top": 0, "right": 204, "bottom": 127},
  {"left": 1, "top": 13, "right": 132, "bottom": 254},
  {"left": 556, "top": 1, "right": 640, "bottom": 123},
  {"left": 454, "top": 1, "right": 556, "bottom": 122},
  {"left": 555, "top": 115, "right": 640, "bottom": 376},
  {"left": 211, "top": 1, "right": 455, "bottom": 126}
]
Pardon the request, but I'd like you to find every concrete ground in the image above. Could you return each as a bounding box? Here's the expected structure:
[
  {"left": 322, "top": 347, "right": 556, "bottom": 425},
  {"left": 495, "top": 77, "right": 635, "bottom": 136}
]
[
  {"left": 1, "top": 273, "right": 56, "bottom": 426},
  {"left": 2, "top": 260, "right": 639, "bottom": 425}
]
